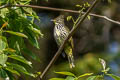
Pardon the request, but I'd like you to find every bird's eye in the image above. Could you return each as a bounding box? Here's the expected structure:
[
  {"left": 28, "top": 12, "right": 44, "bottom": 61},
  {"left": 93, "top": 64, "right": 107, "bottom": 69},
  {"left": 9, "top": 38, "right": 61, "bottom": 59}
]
[{"left": 56, "top": 20, "right": 60, "bottom": 22}]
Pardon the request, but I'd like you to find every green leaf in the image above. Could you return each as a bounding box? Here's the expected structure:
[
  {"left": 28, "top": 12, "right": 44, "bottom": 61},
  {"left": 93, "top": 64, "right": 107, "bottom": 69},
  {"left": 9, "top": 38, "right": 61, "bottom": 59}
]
[
  {"left": 6, "top": 63, "right": 35, "bottom": 77},
  {"left": 33, "top": 72, "right": 41, "bottom": 78},
  {"left": 49, "top": 78, "right": 65, "bottom": 80},
  {"left": 102, "top": 68, "right": 110, "bottom": 74},
  {"left": 55, "top": 71, "right": 76, "bottom": 77},
  {"left": 67, "top": 16, "right": 72, "bottom": 21},
  {"left": 65, "top": 76, "right": 75, "bottom": 80},
  {"left": 0, "top": 54, "right": 8, "bottom": 66},
  {"left": 4, "top": 48, "right": 16, "bottom": 53},
  {"left": 76, "top": 4, "right": 82, "bottom": 7},
  {"left": 0, "top": 65, "right": 2, "bottom": 69},
  {"left": 19, "top": 0, "right": 31, "bottom": 5},
  {"left": 22, "top": 7, "right": 32, "bottom": 15},
  {"left": 0, "top": 8, "right": 9, "bottom": 18},
  {"left": 0, "top": 37, "right": 7, "bottom": 51},
  {"left": 27, "top": 25, "right": 43, "bottom": 37},
  {"left": 85, "top": 2, "right": 90, "bottom": 7},
  {"left": 29, "top": 35, "right": 39, "bottom": 49},
  {"left": 86, "top": 76, "right": 97, "bottom": 80},
  {"left": 25, "top": 28, "right": 39, "bottom": 48},
  {"left": 0, "top": 0, "right": 6, "bottom": 4},
  {"left": 5, "top": 67, "right": 20, "bottom": 76},
  {"left": 107, "top": 74, "right": 120, "bottom": 80},
  {"left": 32, "top": 28, "right": 43, "bottom": 37},
  {"left": 32, "top": 10, "right": 40, "bottom": 21},
  {"left": 77, "top": 73, "right": 93, "bottom": 79},
  {"left": 23, "top": 48, "right": 40, "bottom": 61},
  {"left": 4, "top": 31, "right": 28, "bottom": 38},
  {"left": 95, "top": 75, "right": 104, "bottom": 80},
  {"left": 5, "top": 69, "right": 15, "bottom": 80},
  {"left": 8, "top": 55, "right": 32, "bottom": 67},
  {"left": 0, "top": 68, "right": 7, "bottom": 78},
  {"left": 87, "top": 15, "right": 91, "bottom": 20}
]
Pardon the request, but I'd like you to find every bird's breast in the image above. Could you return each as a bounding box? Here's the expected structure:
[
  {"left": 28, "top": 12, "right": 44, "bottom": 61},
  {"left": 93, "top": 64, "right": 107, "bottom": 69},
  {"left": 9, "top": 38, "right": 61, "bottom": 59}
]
[{"left": 54, "top": 27, "right": 61, "bottom": 36}]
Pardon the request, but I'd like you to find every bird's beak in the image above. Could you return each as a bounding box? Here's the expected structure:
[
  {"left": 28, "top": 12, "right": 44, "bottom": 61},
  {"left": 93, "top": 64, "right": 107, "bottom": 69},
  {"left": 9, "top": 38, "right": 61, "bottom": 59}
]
[{"left": 51, "top": 19, "right": 56, "bottom": 22}]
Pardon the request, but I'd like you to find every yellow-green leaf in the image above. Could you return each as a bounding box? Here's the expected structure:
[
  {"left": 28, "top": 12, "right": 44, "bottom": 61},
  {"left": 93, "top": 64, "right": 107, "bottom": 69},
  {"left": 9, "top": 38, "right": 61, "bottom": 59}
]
[
  {"left": 8, "top": 55, "right": 32, "bottom": 67},
  {"left": 55, "top": 71, "right": 76, "bottom": 77},
  {"left": 0, "top": 54, "right": 8, "bottom": 66},
  {"left": 65, "top": 76, "right": 75, "bottom": 80},
  {"left": 67, "top": 16, "right": 72, "bottom": 21},
  {"left": 86, "top": 76, "right": 97, "bottom": 80},
  {"left": 0, "top": 68, "right": 7, "bottom": 78},
  {"left": 76, "top": 4, "right": 82, "bottom": 7},
  {"left": 107, "top": 74, "right": 120, "bottom": 80},
  {"left": 5, "top": 67, "right": 20, "bottom": 76},
  {"left": 6, "top": 62, "right": 35, "bottom": 77},
  {"left": 4, "top": 31, "right": 28, "bottom": 38},
  {"left": 23, "top": 7, "right": 32, "bottom": 15},
  {"left": 77, "top": 73, "right": 93, "bottom": 79},
  {"left": 32, "top": 28, "right": 43, "bottom": 37},
  {"left": 33, "top": 72, "right": 41, "bottom": 78},
  {"left": 87, "top": 15, "right": 91, "bottom": 20},
  {"left": 0, "top": 38, "right": 7, "bottom": 51},
  {"left": 4, "top": 48, "right": 16, "bottom": 53}
]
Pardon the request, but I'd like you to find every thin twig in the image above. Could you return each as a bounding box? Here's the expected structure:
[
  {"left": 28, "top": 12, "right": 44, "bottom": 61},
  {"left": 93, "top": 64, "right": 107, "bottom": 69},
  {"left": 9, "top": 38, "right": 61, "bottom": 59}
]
[
  {"left": 89, "top": 13, "right": 120, "bottom": 25},
  {"left": 0, "top": 4, "right": 120, "bottom": 25},
  {"left": 0, "top": 4, "right": 9, "bottom": 9},
  {"left": 40, "top": 0, "right": 99, "bottom": 79}
]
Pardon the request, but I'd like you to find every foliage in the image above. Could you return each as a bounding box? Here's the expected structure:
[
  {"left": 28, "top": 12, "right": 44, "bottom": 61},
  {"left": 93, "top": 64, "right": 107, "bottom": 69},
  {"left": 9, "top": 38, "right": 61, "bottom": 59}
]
[
  {"left": 49, "top": 58, "right": 120, "bottom": 80},
  {"left": 67, "top": 2, "right": 91, "bottom": 25},
  {"left": 0, "top": 0, "right": 42, "bottom": 79}
]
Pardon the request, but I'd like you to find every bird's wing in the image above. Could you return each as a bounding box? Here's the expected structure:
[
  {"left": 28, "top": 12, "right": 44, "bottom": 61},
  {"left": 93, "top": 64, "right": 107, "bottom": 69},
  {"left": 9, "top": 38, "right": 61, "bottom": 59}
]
[{"left": 64, "top": 26, "right": 74, "bottom": 49}]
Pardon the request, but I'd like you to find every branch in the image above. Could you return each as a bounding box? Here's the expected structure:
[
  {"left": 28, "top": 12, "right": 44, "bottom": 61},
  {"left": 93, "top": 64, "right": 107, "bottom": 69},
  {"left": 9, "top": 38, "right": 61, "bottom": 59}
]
[
  {"left": 0, "top": 4, "right": 10, "bottom": 9},
  {"left": 39, "top": 0, "right": 100, "bottom": 79},
  {"left": 89, "top": 13, "right": 120, "bottom": 25},
  {"left": 0, "top": 4, "right": 120, "bottom": 25}
]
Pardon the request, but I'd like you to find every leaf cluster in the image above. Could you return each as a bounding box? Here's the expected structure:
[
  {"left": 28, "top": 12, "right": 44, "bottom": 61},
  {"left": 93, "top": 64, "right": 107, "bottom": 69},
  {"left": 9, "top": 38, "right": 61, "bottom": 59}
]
[
  {"left": 49, "top": 58, "right": 120, "bottom": 80},
  {"left": 0, "top": 0, "right": 42, "bottom": 79}
]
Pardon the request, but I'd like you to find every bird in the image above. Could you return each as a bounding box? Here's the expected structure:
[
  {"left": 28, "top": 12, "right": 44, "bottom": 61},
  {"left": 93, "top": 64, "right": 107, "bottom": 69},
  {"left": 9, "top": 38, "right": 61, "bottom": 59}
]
[{"left": 51, "top": 15, "right": 75, "bottom": 68}]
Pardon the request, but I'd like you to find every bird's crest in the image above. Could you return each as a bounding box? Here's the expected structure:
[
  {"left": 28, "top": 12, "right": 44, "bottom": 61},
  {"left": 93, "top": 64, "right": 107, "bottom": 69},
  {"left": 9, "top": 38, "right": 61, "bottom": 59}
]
[{"left": 55, "top": 15, "right": 64, "bottom": 20}]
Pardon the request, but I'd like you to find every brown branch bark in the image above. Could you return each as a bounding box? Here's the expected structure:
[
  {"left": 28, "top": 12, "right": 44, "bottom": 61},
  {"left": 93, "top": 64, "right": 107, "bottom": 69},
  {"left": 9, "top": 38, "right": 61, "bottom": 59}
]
[
  {"left": 39, "top": 0, "right": 100, "bottom": 79},
  {"left": 0, "top": 4, "right": 120, "bottom": 25}
]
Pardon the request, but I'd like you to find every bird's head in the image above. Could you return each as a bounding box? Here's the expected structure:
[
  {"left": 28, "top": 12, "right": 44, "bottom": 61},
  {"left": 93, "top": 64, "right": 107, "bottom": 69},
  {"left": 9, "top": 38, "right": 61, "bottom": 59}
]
[{"left": 51, "top": 15, "right": 64, "bottom": 24}]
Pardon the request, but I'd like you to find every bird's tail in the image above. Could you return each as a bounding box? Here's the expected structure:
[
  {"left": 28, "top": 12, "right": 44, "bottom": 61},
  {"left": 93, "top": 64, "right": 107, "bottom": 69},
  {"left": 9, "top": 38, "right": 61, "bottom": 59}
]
[{"left": 67, "top": 54, "right": 75, "bottom": 68}]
